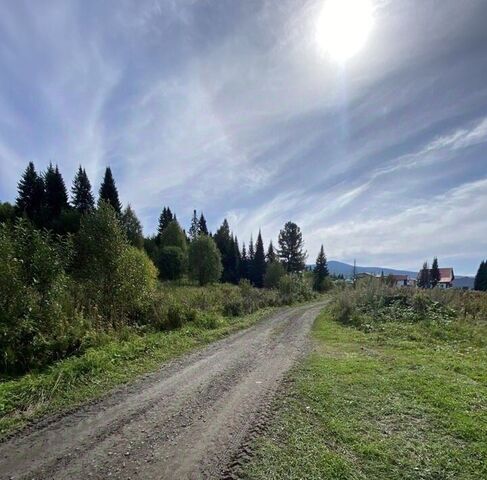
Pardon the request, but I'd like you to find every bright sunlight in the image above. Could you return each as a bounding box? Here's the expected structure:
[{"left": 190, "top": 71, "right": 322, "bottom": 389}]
[{"left": 316, "top": 0, "right": 374, "bottom": 61}]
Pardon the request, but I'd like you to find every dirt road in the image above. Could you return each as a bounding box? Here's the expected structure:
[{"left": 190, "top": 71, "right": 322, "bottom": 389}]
[{"left": 0, "top": 302, "right": 325, "bottom": 480}]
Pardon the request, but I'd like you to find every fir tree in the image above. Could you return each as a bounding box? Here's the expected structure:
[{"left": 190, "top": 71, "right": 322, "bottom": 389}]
[
  {"left": 430, "top": 257, "right": 441, "bottom": 288},
  {"left": 277, "top": 221, "right": 307, "bottom": 273},
  {"left": 214, "top": 219, "right": 236, "bottom": 283},
  {"left": 417, "top": 261, "right": 430, "bottom": 289},
  {"left": 72, "top": 166, "right": 95, "bottom": 213},
  {"left": 157, "top": 207, "right": 173, "bottom": 242},
  {"left": 474, "top": 260, "right": 487, "bottom": 291},
  {"left": 240, "top": 243, "right": 249, "bottom": 280},
  {"left": 188, "top": 209, "right": 199, "bottom": 240},
  {"left": 44, "top": 163, "right": 69, "bottom": 217},
  {"left": 98, "top": 167, "right": 122, "bottom": 214},
  {"left": 121, "top": 204, "right": 144, "bottom": 249},
  {"left": 198, "top": 212, "right": 209, "bottom": 236},
  {"left": 313, "top": 245, "right": 329, "bottom": 292},
  {"left": 16, "top": 162, "right": 44, "bottom": 220},
  {"left": 253, "top": 231, "right": 266, "bottom": 288},
  {"left": 266, "top": 241, "right": 276, "bottom": 264}
]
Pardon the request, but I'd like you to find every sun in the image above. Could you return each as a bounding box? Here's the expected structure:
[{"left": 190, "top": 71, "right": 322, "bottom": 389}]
[{"left": 315, "top": 0, "right": 374, "bottom": 62}]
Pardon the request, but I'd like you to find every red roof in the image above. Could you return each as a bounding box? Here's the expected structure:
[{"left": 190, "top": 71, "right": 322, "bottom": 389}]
[
  {"left": 438, "top": 268, "right": 454, "bottom": 283},
  {"left": 391, "top": 275, "right": 408, "bottom": 281}
]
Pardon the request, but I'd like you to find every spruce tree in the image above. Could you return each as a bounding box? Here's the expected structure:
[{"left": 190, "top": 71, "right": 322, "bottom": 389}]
[
  {"left": 253, "top": 231, "right": 266, "bottom": 288},
  {"left": 313, "top": 245, "right": 329, "bottom": 292},
  {"left": 98, "top": 167, "right": 122, "bottom": 214},
  {"left": 214, "top": 219, "right": 235, "bottom": 283},
  {"left": 277, "top": 221, "right": 307, "bottom": 273},
  {"left": 198, "top": 213, "right": 209, "bottom": 236},
  {"left": 72, "top": 166, "right": 95, "bottom": 213},
  {"left": 248, "top": 235, "right": 255, "bottom": 283},
  {"left": 474, "top": 261, "right": 487, "bottom": 291},
  {"left": 188, "top": 209, "right": 199, "bottom": 240},
  {"left": 16, "top": 162, "right": 44, "bottom": 220},
  {"left": 240, "top": 243, "right": 249, "bottom": 280},
  {"left": 431, "top": 257, "right": 441, "bottom": 288},
  {"left": 417, "top": 261, "right": 430, "bottom": 289},
  {"left": 266, "top": 241, "right": 276, "bottom": 263},
  {"left": 44, "top": 163, "right": 69, "bottom": 217},
  {"left": 157, "top": 207, "right": 173, "bottom": 242},
  {"left": 121, "top": 204, "right": 144, "bottom": 249}
]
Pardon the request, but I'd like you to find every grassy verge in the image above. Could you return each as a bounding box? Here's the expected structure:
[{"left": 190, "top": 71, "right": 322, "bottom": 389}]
[
  {"left": 244, "top": 310, "right": 487, "bottom": 479},
  {"left": 0, "top": 307, "right": 275, "bottom": 439}
]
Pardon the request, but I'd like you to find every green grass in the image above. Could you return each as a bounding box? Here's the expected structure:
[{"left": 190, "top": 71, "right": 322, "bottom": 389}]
[
  {"left": 244, "top": 311, "right": 487, "bottom": 480},
  {"left": 0, "top": 308, "right": 275, "bottom": 439}
]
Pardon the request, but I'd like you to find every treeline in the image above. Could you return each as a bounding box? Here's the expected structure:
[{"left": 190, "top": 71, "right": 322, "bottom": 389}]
[{"left": 0, "top": 162, "right": 330, "bottom": 373}]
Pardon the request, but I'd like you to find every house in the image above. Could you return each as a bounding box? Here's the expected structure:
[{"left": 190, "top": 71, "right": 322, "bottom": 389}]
[
  {"left": 389, "top": 275, "right": 416, "bottom": 288},
  {"left": 436, "top": 268, "right": 455, "bottom": 289}
]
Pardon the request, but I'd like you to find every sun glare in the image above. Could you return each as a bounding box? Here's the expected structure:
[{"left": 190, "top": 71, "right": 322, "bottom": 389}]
[{"left": 316, "top": 0, "right": 374, "bottom": 62}]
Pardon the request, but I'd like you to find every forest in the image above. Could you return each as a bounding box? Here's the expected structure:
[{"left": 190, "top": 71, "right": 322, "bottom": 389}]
[{"left": 0, "top": 162, "right": 330, "bottom": 375}]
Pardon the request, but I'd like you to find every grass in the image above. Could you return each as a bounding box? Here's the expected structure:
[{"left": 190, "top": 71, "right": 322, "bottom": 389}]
[
  {"left": 0, "top": 307, "right": 275, "bottom": 439},
  {"left": 244, "top": 310, "right": 487, "bottom": 480}
]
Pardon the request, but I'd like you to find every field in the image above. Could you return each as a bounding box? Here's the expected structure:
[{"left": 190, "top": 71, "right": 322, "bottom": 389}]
[{"left": 244, "top": 284, "right": 487, "bottom": 480}]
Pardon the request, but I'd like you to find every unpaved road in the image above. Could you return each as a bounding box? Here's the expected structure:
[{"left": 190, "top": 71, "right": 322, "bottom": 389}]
[{"left": 0, "top": 302, "right": 325, "bottom": 480}]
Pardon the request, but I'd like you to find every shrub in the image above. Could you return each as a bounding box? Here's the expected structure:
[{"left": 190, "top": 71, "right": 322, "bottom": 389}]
[
  {"left": 278, "top": 274, "right": 315, "bottom": 304},
  {"left": 264, "top": 262, "right": 286, "bottom": 289},
  {"left": 188, "top": 236, "right": 222, "bottom": 286},
  {"left": 114, "top": 247, "right": 158, "bottom": 321},
  {"left": 157, "top": 246, "right": 186, "bottom": 281}
]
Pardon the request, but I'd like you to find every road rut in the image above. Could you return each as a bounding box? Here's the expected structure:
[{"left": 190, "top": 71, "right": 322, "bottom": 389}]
[{"left": 0, "top": 302, "right": 325, "bottom": 480}]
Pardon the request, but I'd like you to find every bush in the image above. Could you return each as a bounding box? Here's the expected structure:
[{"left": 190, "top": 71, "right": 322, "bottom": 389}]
[
  {"left": 278, "top": 274, "right": 315, "bottom": 304},
  {"left": 188, "top": 236, "right": 222, "bottom": 286},
  {"left": 264, "top": 262, "right": 286, "bottom": 289},
  {"left": 114, "top": 247, "right": 158, "bottom": 321},
  {"left": 157, "top": 246, "right": 186, "bottom": 281}
]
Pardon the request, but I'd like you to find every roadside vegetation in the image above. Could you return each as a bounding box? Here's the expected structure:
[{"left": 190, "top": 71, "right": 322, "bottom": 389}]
[
  {"left": 244, "top": 280, "right": 487, "bottom": 479},
  {"left": 0, "top": 161, "right": 328, "bottom": 437}
]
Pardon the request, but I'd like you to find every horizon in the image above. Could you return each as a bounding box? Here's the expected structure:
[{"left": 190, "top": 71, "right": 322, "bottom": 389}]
[{"left": 1, "top": 0, "right": 486, "bottom": 277}]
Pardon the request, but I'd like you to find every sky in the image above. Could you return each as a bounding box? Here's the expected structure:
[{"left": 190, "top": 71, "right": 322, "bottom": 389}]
[{"left": 0, "top": 0, "right": 486, "bottom": 275}]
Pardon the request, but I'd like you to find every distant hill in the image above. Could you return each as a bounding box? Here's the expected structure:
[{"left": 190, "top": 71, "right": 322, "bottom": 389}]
[
  {"left": 326, "top": 260, "right": 416, "bottom": 278},
  {"left": 324, "top": 260, "right": 475, "bottom": 289}
]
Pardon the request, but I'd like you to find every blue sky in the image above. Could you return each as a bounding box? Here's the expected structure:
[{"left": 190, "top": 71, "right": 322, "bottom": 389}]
[{"left": 1, "top": 0, "right": 486, "bottom": 275}]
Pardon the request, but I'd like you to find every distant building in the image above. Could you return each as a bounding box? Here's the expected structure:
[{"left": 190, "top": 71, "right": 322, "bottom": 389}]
[
  {"left": 389, "top": 274, "right": 417, "bottom": 288},
  {"left": 436, "top": 268, "right": 455, "bottom": 289}
]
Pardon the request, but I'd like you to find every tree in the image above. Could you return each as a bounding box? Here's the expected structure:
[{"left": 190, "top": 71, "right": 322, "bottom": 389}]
[
  {"left": 430, "top": 257, "right": 441, "bottom": 288},
  {"left": 313, "top": 245, "right": 330, "bottom": 292},
  {"left": 157, "top": 246, "right": 186, "bottom": 281},
  {"left": 44, "top": 163, "right": 69, "bottom": 218},
  {"left": 157, "top": 207, "right": 173, "bottom": 242},
  {"left": 188, "top": 209, "right": 199, "bottom": 240},
  {"left": 264, "top": 261, "right": 286, "bottom": 289},
  {"left": 198, "top": 213, "right": 209, "bottom": 236},
  {"left": 417, "top": 262, "right": 430, "bottom": 289},
  {"left": 71, "top": 166, "right": 95, "bottom": 214},
  {"left": 277, "top": 221, "right": 307, "bottom": 273},
  {"left": 474, "top": 260, "right": 487, "bottom": 291},
  {"left": 121, "top": 204, "right": 144, "bottom": 249},
  {"left": 0, "top": 202, "right": 15, "bottom": 224},
  {"left": 98, "top": 167, "right": 122, "bottom": 214},
  {"left": 240, "top": 243, "right": 249, "bottom": 280},
  {"left": 16, "top": 162, "right": 44, "bottom": 222},
  {"left": 188, "top": 235, "right": 222, "bottom": 285},
  {"left": 253, "top": 231, "right": 266, "bottom": 288},
  {"left": 159, "top": 220, "right": 187, "bottom": 252},
  {"left": 266, "top": 241, "right": 276, "bottom": 264},
  {"left": 214, "top": 219, "right": 239, "bottom": 283}
]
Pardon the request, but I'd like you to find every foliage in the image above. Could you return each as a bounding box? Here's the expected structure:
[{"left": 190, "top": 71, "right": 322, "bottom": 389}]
[
  {"left": 417, "top": 261, "right": 430, "bottom": 288},
  {"left": 15, "top": 161, "right": 44, "bottom": 224},
  {"left": 313, "top": 245, "right": 330, "bottom": 292},
  {"left": 71, "top": 166, "right": 95, "bottom": 214},
  {"left": 157, "top": 206, "right": 174, "bottom": 242},
  {"left": 188, "top": 209, "right": 199, "bottom": 240},
  {"left": 264, "top": 261, "right": 286, "bottom": 289},
  {"left": 188, "top": 235, "right": 223, "bottom": 285},
  {"left": 157, "top": 246, "right": 186, "bottom": 281},
  {"left": 278, "top": 274, "right": 315, "bottom": 304},
  {"left": 121, "top": 204, "right": 144, "bottom": 249},
  {"left": 43, "top": 163, "right": 69, "bottom": 219},
  {"left": 98, "top": 167, "right": 122, "bottom": 214},
  {"left": 474, "top": 260, "right": 487, "bottom": 291},
  {"left": 252, "top": 231, "right": 266, "bottom": 288},
  {"left": 159, "top": 219, "right": 187, "bottom": 252},
  {"left": 214, "top": 219, "right": 240, "bottom": 284},
  {"left": 266, "top": 241, "right": 276, "bottom": 263},
  {"left": 431, "top": 256, "right": 440, "bottom": 287},
  {"left": 198, "top": 212, "right": 209, "bottom": 235},
  {"left": 277, "top": 221, "right": 307, "bottom": 273},
  {"left": 0, "top": 201, "right": 15, "bottom": 224}
]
